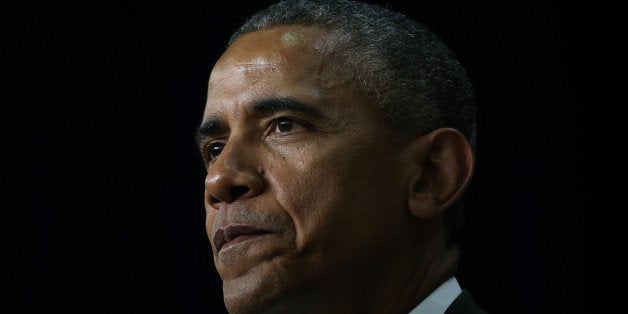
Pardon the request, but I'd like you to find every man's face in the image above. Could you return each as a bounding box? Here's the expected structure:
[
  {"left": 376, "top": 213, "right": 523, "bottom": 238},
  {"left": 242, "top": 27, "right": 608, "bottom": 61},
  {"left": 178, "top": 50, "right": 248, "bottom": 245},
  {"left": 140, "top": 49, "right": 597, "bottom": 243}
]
[{"left": 199, "top": 26, "right": 414, "bottom": 312}]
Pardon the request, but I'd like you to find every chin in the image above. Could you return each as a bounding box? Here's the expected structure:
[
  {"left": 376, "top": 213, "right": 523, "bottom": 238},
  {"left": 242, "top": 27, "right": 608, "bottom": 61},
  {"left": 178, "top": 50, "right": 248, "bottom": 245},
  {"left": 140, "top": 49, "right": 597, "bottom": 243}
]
[{"left": 222, "top": 264, "right": 292, "bottom": 314}]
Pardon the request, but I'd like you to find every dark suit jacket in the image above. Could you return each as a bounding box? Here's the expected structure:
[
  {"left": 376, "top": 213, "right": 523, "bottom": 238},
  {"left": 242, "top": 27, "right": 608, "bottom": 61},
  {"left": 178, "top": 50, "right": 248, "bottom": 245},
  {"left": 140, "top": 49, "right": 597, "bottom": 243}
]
[{"left": 444, "top": 290, "right": 487, "bottom": 314}]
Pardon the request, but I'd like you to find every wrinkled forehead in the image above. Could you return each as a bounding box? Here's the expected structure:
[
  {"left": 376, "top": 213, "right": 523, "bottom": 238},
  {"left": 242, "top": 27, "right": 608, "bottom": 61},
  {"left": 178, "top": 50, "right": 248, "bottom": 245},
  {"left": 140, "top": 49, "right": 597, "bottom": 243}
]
[
  {"left": 209, "top": 26, "right": 330, "bottom": 83},
  {"left": 204, "top": 25, "right": 363, "bottom": 121}
]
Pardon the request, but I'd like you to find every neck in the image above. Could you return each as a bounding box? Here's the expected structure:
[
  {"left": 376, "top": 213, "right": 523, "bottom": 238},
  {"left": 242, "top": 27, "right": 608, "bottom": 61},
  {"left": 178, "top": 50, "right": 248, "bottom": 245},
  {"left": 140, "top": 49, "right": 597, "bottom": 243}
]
[
  {"left": 254, "top": 219, "right": 459, "bottom": 314},
  {"left": 380, "top": 218, "right": 460, "bottom": 314},
  {"left": 327, "top": 219, "right": 459, "bottom": 314}
]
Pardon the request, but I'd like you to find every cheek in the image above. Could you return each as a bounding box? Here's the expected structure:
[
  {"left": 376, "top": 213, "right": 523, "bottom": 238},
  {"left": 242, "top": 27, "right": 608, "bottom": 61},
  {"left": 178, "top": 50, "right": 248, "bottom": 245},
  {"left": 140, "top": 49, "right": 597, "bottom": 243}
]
[
  {"left": 204, "top": 190, "right": 218, "bottom": 247},
  {"left": 288, "top": 145, "right": 406, "bottom": 243},
  {"left": 268, "top": 143, "right": 368, "bottom": 249}
]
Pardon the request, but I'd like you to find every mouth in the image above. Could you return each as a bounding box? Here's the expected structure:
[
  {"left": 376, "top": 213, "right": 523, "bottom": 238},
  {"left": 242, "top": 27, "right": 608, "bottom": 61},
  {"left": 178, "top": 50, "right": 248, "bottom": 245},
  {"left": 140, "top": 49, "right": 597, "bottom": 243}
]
[{"left": 214, "top": 224, "right": 274, "bottom": 252}]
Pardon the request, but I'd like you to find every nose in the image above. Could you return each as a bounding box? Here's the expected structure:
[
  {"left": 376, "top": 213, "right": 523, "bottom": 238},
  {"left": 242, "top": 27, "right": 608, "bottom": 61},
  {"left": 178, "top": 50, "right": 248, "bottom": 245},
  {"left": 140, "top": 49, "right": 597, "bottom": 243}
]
[{"left": 204, "top": 140, "right": 264, "bottom": 208}]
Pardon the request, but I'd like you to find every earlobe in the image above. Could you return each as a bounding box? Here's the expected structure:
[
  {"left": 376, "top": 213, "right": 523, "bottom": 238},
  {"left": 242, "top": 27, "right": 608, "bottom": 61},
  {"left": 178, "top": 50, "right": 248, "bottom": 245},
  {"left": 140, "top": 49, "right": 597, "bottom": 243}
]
[{"left": 407, "top": 128, "right": 475, "bottom": 219}]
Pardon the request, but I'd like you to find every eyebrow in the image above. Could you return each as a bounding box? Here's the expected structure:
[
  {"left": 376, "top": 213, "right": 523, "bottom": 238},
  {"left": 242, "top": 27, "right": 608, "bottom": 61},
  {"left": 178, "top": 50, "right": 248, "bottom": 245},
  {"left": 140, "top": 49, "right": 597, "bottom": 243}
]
[
  {"left": 251, "top": 97, "right": 324, "bottom": 118},
  {"left": 195, "top": 97, "right": 324, "bottom": 145},
  {"left": 195, "top": 118, "right": 221, "bottom": 146}
]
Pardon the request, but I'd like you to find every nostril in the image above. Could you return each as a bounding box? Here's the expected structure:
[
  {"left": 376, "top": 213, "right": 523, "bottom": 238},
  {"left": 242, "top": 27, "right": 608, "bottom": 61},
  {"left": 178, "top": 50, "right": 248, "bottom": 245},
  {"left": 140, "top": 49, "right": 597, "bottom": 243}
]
[
  {"left": 210, "top": 195, "right": 220, "bottom": 204},
  {"left": 230, "top": 186, "right": 249, "bottom": 198}
]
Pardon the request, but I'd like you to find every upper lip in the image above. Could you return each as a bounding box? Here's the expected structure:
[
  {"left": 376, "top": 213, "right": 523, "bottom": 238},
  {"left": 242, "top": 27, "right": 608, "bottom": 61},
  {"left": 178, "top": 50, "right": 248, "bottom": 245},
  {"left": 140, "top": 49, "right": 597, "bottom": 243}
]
[{"left": 213, "top": 224, "right": 273, "bottom": 252}]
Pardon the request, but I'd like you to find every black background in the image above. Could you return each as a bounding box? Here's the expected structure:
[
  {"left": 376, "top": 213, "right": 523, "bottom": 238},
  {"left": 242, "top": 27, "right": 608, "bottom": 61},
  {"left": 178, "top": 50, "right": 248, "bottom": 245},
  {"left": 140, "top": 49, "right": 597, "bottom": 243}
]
[{"left": 6, "top": 0, "right": 625, "bottom": 313}]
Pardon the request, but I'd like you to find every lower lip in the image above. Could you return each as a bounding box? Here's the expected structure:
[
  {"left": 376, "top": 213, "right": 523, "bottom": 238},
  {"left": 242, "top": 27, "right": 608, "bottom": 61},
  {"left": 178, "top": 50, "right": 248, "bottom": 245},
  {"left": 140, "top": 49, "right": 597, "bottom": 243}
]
[{"left": 220, "top": 234, "right": 268, "bottom": 252}]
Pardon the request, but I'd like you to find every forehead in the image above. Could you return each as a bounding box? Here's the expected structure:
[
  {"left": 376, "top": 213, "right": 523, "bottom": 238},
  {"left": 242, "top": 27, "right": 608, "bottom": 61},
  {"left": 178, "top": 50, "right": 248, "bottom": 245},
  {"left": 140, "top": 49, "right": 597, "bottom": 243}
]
[
  {"left": 202, "top": 25, "right": 381, "bottom": 132},
  {"left": 206, "top": 26, "right": 352, "bottom": 111},
  {"left": 210, "top": 26, "right": 328, "bottom": 85}
]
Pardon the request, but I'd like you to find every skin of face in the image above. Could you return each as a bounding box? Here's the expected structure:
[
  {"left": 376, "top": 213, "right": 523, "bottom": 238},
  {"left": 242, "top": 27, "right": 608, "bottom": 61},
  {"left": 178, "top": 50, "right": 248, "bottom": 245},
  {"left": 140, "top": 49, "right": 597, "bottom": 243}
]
[{"left": 199, "top": 26, "right": 429, "bottom": 313}]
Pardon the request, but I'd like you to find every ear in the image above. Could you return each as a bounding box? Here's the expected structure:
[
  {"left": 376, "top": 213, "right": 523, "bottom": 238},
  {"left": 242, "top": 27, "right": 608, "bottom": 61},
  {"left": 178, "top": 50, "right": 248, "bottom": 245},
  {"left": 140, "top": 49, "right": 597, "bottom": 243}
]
[{"left": 407, "top": 128, "right": 475, "bottom": 219}]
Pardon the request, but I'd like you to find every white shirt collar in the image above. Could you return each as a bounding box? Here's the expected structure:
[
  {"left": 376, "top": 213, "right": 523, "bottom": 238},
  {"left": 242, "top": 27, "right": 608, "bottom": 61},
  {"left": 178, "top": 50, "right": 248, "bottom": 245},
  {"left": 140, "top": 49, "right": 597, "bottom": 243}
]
[{"left": 408, "top": 277, "right": 462, "bottom": 314}]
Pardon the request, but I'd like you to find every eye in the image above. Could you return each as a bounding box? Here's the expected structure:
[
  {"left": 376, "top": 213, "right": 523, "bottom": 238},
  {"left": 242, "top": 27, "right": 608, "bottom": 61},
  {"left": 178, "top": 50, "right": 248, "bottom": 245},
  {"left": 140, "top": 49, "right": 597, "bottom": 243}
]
[
  {"left": 206, "top": 142, "right": 225, "bottom": 160},
  {"left": 272, "top": 118, "right": 301, "bottom": 133}
]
